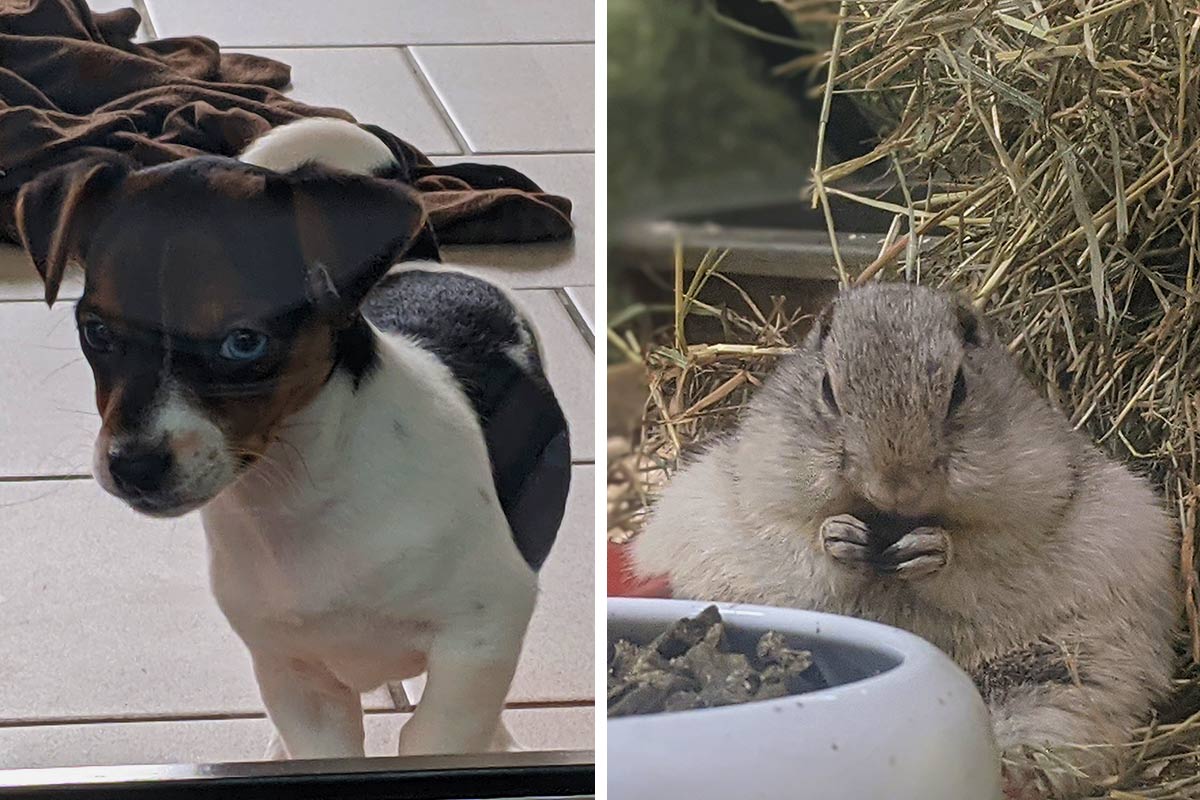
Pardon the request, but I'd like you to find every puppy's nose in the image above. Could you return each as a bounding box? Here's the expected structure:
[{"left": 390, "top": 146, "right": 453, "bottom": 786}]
[{"left": 108, "top": 445, "right": 173, "bottom": 494}]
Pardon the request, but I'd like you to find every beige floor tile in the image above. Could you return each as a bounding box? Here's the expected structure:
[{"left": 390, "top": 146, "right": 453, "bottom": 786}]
[
  {"left": 0, "top": 715, "right": 273, "bottom": 769},
  {"left": 516, "top": 290, "right": 594, "bottom": 462},
  {"left": 237, "top": 48, "right": 461, "bottom": 155},
  {"left": 0, "top": 245, "right": 81, "bottom": 303},
  {"left": 433, "top": 154, "right": 594, "bottom": 289},
  {"left": 0, "top": 462, "right": 590, "bottom": 721},
  {"left": 0, "top": 480, "right": 392, "bottom": 721},
  {"left": 363, "top": 707, "right": 594, "bottom": 755},
  {"left": 564, "top": 286, "right": 594, "bottom": 335},
  {"left": 404, "top": 466, "right": 595, "bottom": 707},
  {"left": 0, "top": 706, "right": 592, "bottom": 769},
  {"left": 0, "top": 303, "right": 95, "bottom": 477},
  {"left": 515, "top": 464, "right": 595, "bottom": 703},
  {"left": 143, "top": 0, "right": 594, "bottom": 47},
  {"left": 411, "top": 44, "right": 593, "bottom": 153},
  {"left": 0, "top": 479, "right": 259, "bottom": 720},
  {"left": 502, "top": 706, "right": 593, "bottom": 752}
]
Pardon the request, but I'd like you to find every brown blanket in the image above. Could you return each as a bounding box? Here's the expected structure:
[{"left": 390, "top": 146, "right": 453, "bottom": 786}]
[{"left": 0, "top": 0, "right": 573, "bottom": 250}]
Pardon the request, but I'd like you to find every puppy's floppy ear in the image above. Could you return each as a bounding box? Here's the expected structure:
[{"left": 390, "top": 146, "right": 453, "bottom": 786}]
[
  {"left": 14, "top": 158, "right": 128, "bottom": 306},
  {"left": 288, "top": 166, "right": 429, "bottom": 325}
]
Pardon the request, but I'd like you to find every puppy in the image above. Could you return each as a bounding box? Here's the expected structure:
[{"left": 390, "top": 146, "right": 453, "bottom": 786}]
[{"left": 14, "top": 118, "right": 572, "bottom": 758}]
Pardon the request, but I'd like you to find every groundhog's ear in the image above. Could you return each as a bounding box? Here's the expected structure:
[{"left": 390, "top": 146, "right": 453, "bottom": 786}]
[
  {"left": 809, "top": 302, "right": 835, "bottom": 348},
  {"left": 287, "top": 166, "right": 429, "bottom": 326},
  {"left": 14, "top": 159, "right": 128, "bottom": 306},
  {"left": 953, "top": 298, "right": 986, "bottom": 347}
]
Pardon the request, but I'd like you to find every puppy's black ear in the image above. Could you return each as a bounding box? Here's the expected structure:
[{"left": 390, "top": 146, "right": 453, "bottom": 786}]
[
  {"left": 14, "top": 158, "right": 128, "bottom": 306},
  {"left": 288, "top": 166, "right": 429, "bottom": 326}
]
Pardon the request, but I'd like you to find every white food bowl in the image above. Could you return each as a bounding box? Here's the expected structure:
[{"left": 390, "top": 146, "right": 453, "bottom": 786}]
[{"left": 608, "top": 598, "right": 1002, "bottom": 800}]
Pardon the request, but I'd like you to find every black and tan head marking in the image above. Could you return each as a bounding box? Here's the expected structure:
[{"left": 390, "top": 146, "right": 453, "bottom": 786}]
[{"left": 14, "top": 155, "right": 427, "bottom": 515}]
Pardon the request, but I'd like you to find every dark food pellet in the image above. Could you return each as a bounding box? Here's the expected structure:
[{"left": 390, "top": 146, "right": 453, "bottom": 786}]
[{"left": 607, "top": 606, "right": 829, "bottom": 717}]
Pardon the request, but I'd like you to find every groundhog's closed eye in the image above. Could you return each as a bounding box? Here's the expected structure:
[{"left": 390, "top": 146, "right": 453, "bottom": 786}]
[{"left": 632, "top": 282, "right": 1180, "bottom": 800}]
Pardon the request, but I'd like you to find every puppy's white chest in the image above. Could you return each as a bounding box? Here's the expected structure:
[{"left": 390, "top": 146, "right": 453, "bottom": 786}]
[
  {"left": 204, "top": 494, "right": 435, "bottom": 616},
  {"left": 197, "top": 340, "right": 534, "bottom": 692},
  {"left": 202, "top": 500, "right": 440, "bottom": 687}
]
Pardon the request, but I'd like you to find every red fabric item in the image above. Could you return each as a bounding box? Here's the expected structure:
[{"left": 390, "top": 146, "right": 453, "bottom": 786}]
[{"left": 607, "top": 541, "right": 672, "bottom": 598}]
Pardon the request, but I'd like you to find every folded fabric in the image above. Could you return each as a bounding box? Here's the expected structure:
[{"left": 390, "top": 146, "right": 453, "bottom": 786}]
[{"left": 0, "top": 0, "right": 574, "bottom": 249}]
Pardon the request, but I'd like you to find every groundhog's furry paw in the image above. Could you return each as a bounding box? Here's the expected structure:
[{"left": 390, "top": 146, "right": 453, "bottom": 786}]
[
  {"left": 998, "top": 738, "right": 1105, "bottom": 800},
  {"left": 819, "top": 514, "right": 874, "bottom": 571},
  {"left": 1002, "top": 770, "right": 1043, "bottom": 800},
  {"left": 876, "top": 526, "right": 951, "bottom": 580}
]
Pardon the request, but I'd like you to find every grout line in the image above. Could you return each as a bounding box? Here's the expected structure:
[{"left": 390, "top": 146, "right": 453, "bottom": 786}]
[
  {"left": 219, "top": 40, "right": 595, "bottom": 50},
  {"left": 400, "top": 47, "right": 473, "bottom": 156},
  {"left": 0, "top": 701, "right": 594, "bottom": 729},
  {"left": 552, "top": 288, "right": 594, "bottom": 351},
  {"left": 505, "top": 699, "right": 595, "bottom": 710},
  {"left": 0, "top": 474, "right": 91, "bottom": 483},
  {"left": 385, "top": 681, "right": 410, "bottom": 712},
  {"left": 471, "top": 148, "right": 594, "bottom": 156},
  {"left": 429, "top": 151, "right": 594, "bottom": 161},
  {"left": 133, "top": 0, "right": 158, "bottom": 39},
  {"left": 0, "top": 712, "right": 269, "bottom": 729}
]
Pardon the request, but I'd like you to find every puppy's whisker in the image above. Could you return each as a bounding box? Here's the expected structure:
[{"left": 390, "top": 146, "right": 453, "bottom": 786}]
[
  {"left": 52, "top": 408, "right": 99, "bottom": 417},
  {"left": 232, "top": 449, "right": 305, "bottom": 495},
  {"left": 37, "top": 357, "right": 84, "bottom": 385},
  {"left": 273, "top": 438, "right": 318, "bottom": 491}
]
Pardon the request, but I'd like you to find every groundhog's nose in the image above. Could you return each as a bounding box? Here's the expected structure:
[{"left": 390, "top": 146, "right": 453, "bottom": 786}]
[{"left": 867, "top": 470, "right": 928, "bottom": 514}]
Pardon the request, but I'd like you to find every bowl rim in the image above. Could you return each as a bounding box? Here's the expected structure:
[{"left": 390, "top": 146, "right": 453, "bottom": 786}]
[{"left": 607, "top": 597, "right": 963, "bottom": 722}]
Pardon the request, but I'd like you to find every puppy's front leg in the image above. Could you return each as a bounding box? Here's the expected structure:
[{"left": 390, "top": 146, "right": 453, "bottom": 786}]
[
  {"left": 264, "top": 729, "right": 288, "bottom": 760},
  {"left": 253, "top": 654, "right": 365, "bottom": 760},
  {"left": 398, "top": 632, "right": 523, "bottom": 756}
]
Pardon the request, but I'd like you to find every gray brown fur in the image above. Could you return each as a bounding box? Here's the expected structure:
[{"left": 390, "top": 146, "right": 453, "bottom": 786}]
[
  {"left": 971, "top": 639, "right": 1085, "bottom": 706},
  {"left": 632, "top": 282, "right": 1180, "bottom": 798}
]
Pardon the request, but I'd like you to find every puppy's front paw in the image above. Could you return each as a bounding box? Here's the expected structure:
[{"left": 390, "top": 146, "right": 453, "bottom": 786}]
[
  {"left": 876, "top": 526, "right": 951, "bottom": 581},
  {"left": 264, "top": 730, "right": 289, "bottom": 760},
  {"left": 819, "top": 514, "right": 873, "bottom": 572}
]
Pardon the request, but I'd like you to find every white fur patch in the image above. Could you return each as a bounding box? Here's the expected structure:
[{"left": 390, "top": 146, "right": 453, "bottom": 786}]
[
  {"left": 238, "top": 117, "right": 397, "bottom": 175},
  {"left": 92, "top": 383, "right": 233, "bottom": 517}
]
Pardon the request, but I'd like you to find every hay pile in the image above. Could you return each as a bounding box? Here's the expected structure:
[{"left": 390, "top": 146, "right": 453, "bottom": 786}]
[
  {"left": 607, "top": 250, "right": 808, "bottom": 543},
  {"left": 791, "top": 3, "right": 1200, "bottom": 791},
  {"left": 610, "top": 0, "right": 1200, "bottom": 795},
  {"left": 787, "top": 0, "right": 1200, "bottom": 619}
]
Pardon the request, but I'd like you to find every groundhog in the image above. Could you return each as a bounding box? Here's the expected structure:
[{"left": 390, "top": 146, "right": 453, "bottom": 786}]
[{"left": 632, "top": 282, "right": 1180, "bottom": 798}]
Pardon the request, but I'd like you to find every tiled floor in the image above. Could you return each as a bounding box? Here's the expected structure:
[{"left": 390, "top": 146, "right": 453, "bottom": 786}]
[{"left": 0, "top": 0, "right": 594, "bottom": 769}]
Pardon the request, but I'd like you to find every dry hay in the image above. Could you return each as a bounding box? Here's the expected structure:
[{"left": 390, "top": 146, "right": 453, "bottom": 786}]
[
  {"left": 609, "top": 0, "right": 1200, "bottom": 795},
  {"left": 607, "top": 248, "right": 808, "bottom": 544}
]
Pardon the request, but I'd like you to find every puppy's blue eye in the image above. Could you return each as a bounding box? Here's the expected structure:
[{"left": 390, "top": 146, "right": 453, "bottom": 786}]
[
  {"left": 81, "top": 319, "right": 114, "bottom": 352},
  {"left": 219, "top": 329, "right": 269, "bottom": 361}
]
